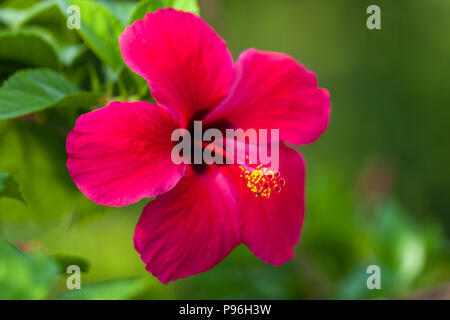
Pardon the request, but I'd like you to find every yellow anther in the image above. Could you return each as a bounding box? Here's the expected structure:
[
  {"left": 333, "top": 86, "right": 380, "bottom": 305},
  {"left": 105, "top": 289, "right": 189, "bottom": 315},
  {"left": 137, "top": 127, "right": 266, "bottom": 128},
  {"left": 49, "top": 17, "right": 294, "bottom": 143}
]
[{"left": 238, "top": 164, "right": 285, "bottom": 198}]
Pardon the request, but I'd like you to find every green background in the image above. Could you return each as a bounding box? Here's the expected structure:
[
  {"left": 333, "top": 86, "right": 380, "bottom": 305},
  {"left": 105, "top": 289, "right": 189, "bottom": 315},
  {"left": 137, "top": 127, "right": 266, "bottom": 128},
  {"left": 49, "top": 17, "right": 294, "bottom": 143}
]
[{"left": 0, "top": 0, "right": 449, "bottom": 299}]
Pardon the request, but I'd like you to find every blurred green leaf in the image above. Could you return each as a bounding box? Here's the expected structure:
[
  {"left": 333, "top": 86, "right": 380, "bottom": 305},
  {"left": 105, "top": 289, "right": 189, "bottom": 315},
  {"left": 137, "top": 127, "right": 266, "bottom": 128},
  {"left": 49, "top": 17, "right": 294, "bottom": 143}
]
[
  {"left": 98, "top": 0, "right": 137, "bottom": 26},
  {"left": 0, "top": 237, "right": 60, "bottom": 299},
  {"left": 162, "top": 0, "right": 199, "bottom": 15},
  {"left": 0, "top": 0, "right": 40, "bottom": 10},
  {"left": 130, "top": 0, "right": 163, "bottom": 22},
  {"left": 0, "top": 0, "right": 55, "bottom": 30},
  {"left": 12, "top": 26, "right": 86, "bottom": 67},
  {"left": 373, "top": 200, "right": 427, "bottom": 286},
  {"left": 130, "top": 0, "right": 199, "bottom": 23},
  {"left": 52, "top": 253, "right": 90, "bottom": 273},
  {"left": 57, "top": 0, "right": 125, "bottom": 71},
  {"left": 0, "top": 122, "right": 98, "bottom": 231},
  {"left": 0, "top": 68, "right": 101, "bottom": 119},
  {"left": 2, "top": 0, "right": 82, "bottom": 50},
  {"left": 0, "top": 30, "right": 59, "bottom": 69},
  {"left": 59, "top": 277, "right": 146, "bottom": 300},
  {"left": 58, "top": 43, "right": 86, "bottom": 66},
  {"left": 0, "top": 172, "right": 26, "bottom": 204}
]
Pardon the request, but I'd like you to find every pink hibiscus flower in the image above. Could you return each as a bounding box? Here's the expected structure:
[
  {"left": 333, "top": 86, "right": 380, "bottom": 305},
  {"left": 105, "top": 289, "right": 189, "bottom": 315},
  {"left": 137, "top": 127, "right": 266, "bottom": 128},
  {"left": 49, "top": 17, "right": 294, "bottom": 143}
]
[{"left": 66, "top": 8, "right": 331, "bottom": 283}]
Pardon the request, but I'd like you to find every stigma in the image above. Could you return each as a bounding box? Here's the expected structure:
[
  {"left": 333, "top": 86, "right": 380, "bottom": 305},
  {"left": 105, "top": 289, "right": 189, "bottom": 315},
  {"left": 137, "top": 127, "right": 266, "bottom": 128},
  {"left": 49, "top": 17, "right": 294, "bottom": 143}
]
[{"left": 238, "top": 164, "right": 285, "bottom": 198}]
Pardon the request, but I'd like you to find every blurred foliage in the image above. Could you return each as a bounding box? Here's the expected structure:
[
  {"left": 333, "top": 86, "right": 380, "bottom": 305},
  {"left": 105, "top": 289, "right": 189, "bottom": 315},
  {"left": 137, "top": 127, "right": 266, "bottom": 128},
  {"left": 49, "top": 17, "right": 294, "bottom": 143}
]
[
  {"left": 52, "top": 253, "right": 90, "bottom": 273},
  {"left": 58, "top": 276, "right": 147, "bottom": 299},
  {"left": 0, "top": 237, "right": 59, "bottom": 299},
  {"left": 0, "top": 0, "right": 449, "bottom": 299},
  {"left": 0, "top": 68, "right": 101, "bottom": 118},
  {"left": 0, "top": 172, "right": 26, "bottom": 204}
]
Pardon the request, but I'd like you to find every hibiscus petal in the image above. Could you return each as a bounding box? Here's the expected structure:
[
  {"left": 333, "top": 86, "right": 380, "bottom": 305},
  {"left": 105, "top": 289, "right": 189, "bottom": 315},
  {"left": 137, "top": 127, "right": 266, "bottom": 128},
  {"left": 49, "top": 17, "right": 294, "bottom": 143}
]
[
  {"left": 134, "top": 167, "right": 241, "bottom": 283},
  {"left": 119, "top": 8, "right": 234, "bottom": 126},
  {"left": 205, "top": 49, "right": 331, "bottom": 145},
  {"left": 222, "top": 143, "right": 305, "bottom": 265},
  {"left": 66, "top": 101, "right": 184, "bottom": 207}
]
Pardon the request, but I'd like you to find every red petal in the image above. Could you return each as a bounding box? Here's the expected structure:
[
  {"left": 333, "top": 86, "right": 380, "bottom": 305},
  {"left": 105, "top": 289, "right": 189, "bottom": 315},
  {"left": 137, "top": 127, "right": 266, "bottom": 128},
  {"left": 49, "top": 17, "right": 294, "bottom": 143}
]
[
  {"left": 66, "top": 101, "right": 184, "bottom": 207},
  {"left": 205, "top": 49, "right": 331, "bottom": 145},
  {"left": 120, "top": 8, "right": 234, "bottom": 127},
  {"left": 221, "top": 144, "right": 306, "bottom": 265},
  {"left": 134, "top": 168, "right": 241, "bottom": 283}
]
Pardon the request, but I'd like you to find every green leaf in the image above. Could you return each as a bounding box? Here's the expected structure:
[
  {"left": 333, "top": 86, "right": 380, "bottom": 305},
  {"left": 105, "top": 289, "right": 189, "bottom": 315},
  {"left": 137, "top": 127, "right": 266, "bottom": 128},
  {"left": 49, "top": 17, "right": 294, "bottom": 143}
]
[
  {"left": 130, "top": 0, "right": 163, "bottom": 22},
  {"left": 3, "top": 0, "right": 83, "bottom": 52},
  {"left": 98, "top": 0, "right": 137, "bottom": 26},
  {"left": 59, "top": 277, "right": 146, "bottom": 300},
  {"left": 56, "top": 0, "right": 125, "bottom": 71},
  {"left": 0, "top": 0, "right": 56, "bottom": 30},
  {"left": 0, "top": 69, "right": 101, "bottom": 119},
  {"left": 58, "top": 43, "right": 87, "bottom": 66},
  {"left": 130, "top": 0, "right": 199, "bottom": 23},
  {"left": 0, "top": 30, "right": 59, "bottom": 69},
  {"left": 0, "top": 0, "right": 40, "bottom": 10},
  {"left": 0, "top": 237, "right": 60, "bottom": 299},
  {"left": 0, "top": 172, "right": 26, "bottom": 204},
  {"left": 52, "top": 253, "right": 90, "bottom": 273},
  {"left": 13, "top": 26, "right": 86, "bottom": 67},
  {"left": 162, "top": 0, "right": 200, "bottom": 15}
]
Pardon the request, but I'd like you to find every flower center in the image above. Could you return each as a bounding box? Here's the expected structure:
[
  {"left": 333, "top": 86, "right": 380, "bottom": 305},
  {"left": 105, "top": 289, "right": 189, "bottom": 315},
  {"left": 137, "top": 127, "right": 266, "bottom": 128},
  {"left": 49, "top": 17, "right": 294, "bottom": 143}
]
[
  {"left": 238, "top": 162, "right": 285, "bottom": 198},
  {"left": 184, "top": 111, "right": 284, "bottom": 196},
  {"left": 186, "top": 110, "right": 232, "bottom": 174}
]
